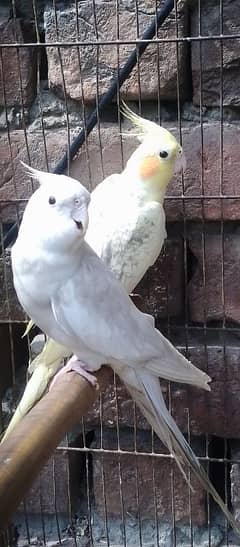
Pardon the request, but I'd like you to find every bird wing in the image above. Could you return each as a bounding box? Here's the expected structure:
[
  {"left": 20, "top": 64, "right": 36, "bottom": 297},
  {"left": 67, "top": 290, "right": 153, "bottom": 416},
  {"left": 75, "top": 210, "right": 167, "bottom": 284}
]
[
  {"left": 86, "top": 176, "right": 166, "bottom": 293},
  {"left": 50, "top": 251, "right": 147, "bottom": 365},
  {"left": 50, "top": 247, "right": 210, "bottom": 391}
]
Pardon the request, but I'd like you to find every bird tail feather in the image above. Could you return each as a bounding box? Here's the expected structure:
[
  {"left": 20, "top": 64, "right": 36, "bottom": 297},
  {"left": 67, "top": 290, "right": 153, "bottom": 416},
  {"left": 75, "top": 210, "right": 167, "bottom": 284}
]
[
  {"left": 123, "top": 368, "right": 240, "bottom": 537},
  {"left": 146, "top": 329, "right": 211, "bottom": 392}
]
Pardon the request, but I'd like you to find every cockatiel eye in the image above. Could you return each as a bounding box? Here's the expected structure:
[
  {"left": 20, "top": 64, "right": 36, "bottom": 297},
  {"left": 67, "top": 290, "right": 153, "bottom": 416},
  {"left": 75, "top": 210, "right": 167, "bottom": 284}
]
[
  {"left": 48, "top": 196, "right": 56, "bottom": 205},
  {"left": 159, "top": 150, "right": 168, "bottom": 159}
]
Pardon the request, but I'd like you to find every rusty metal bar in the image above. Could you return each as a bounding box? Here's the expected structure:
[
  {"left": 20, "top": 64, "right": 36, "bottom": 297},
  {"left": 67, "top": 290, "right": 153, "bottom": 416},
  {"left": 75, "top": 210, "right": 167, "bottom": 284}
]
[{"left": 0, "top": 366, "right": 111, "bottom": 530}]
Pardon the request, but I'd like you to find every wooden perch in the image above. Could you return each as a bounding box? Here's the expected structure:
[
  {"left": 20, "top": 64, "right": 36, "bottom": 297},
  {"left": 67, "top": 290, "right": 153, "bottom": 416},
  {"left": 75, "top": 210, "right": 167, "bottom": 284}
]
[{"left": 0, "top": 366, "right": 111, "bottom": 530}]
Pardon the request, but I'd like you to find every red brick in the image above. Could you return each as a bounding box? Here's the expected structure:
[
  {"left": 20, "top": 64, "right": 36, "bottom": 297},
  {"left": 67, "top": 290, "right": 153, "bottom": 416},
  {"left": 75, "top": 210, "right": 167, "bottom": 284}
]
[
  {"left": 191, "top": 0, "right": 240, "bottom": 107},
  {"left": 92, "top": 429, "right": 206, "bottom": 525},
  {"left": 83, "top": 370, "right": 147, "bottom": 432},
  {"left": 0, "top": 17, "right": 36, "bottom": 107},
  {"left": 188, "top": 230, "right": 240, "bottom": 323},
  {"left": 17, "top": 451, "right": 70, "bottom": 515},
  {"left": 170, "top": 345, "right": 240, "bottom": 440},
  {"left": 17, "top": 439, "right": 85, "bottom": 515},
  {"left": 166, "top": 123, "right": 240, "bottom": 222},
  {"left": 0, "top": 250, "right": 25, "bottom": 321},
  {"left": 136, "top": 238, "right": 184, "bottom": 319}
]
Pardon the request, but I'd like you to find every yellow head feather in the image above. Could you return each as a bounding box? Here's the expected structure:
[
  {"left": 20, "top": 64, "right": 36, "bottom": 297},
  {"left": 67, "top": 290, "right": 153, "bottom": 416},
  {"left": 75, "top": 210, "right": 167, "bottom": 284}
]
[
  {"left": 120, "top": 101, "right": 178, "bottom": 144},
  {"left": 120, "top": 101, "right": 152, "bottom": 136}
]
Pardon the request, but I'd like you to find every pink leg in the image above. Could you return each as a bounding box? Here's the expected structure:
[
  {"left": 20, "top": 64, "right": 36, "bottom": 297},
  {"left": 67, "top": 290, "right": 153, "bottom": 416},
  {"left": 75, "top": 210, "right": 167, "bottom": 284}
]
[{"left": 49, "top": 355, "right": 99, "bottom": 391}]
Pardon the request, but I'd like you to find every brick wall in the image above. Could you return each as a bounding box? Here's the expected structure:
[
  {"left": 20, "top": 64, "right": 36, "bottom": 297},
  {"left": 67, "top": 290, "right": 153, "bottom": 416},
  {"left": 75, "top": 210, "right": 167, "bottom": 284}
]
[{"left": 1, "top": 0, "right": 240, "bottom": 543}]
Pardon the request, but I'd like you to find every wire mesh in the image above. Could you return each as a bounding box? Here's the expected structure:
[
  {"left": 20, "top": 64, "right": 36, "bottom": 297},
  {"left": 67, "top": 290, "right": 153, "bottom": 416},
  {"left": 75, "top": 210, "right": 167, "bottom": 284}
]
[{"left": 1, "top": 0, "right": 240, "bottom": 545}]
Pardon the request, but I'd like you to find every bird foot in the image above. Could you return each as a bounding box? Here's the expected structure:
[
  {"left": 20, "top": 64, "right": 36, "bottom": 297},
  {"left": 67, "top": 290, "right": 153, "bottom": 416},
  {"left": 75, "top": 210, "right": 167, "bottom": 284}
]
[{"left": 49, "top": 355, "right": 99, "bottom": 391}]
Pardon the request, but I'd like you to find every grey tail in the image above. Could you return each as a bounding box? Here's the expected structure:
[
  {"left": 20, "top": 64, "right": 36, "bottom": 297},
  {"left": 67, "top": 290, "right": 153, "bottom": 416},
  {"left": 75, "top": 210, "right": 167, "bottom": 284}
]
[{"left": 124, "top": 368, "right": 240, "bottom": 538}]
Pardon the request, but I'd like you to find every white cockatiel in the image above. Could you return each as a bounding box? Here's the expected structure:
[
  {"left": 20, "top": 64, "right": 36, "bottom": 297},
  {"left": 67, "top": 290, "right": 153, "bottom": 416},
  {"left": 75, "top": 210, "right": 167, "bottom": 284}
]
[
  {"left": 3, "top": 106, "right": 187, "bottom": 437},
  {"left": 10, "top": 167, "right": 239, "bottom": 534}
]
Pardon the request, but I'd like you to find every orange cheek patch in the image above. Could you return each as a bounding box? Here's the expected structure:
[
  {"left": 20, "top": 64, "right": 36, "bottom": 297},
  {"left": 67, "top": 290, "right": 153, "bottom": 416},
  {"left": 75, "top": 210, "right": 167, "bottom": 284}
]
[{"left": 139, "top": 156, "right": 161, "bottom": 179}]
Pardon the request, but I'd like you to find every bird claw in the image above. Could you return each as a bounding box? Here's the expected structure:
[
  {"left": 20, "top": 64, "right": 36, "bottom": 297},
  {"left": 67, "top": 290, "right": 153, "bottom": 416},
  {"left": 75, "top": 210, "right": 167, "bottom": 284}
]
[
  {"left": 68, "top": 357, "right": 99, "bottom": 389},
  {"left": 49, "top": 356, "right": 99, "bottom": 391}
]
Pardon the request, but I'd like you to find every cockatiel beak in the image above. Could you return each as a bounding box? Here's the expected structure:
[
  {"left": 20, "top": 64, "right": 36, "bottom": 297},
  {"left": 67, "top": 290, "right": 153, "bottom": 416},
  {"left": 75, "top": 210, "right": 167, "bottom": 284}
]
[{"left": 71, "top": 203, "right": 89, "bottom": 235}]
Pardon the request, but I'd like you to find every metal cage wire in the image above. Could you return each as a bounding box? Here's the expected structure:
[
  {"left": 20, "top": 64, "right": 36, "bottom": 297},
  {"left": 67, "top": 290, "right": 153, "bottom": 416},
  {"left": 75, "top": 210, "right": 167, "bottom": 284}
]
[{"left": 1, "top": 0, "right": 240, "bottom": 545}]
